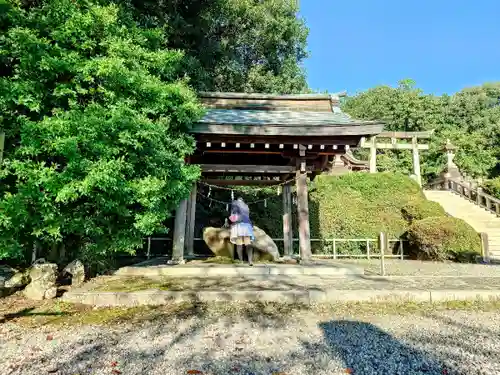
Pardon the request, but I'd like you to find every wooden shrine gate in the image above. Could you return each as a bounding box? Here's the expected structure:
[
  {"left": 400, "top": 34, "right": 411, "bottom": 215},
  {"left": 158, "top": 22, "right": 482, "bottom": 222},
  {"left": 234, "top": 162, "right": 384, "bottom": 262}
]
[{"left": 170, "top": 92, "right": 385, "bottom": 263}]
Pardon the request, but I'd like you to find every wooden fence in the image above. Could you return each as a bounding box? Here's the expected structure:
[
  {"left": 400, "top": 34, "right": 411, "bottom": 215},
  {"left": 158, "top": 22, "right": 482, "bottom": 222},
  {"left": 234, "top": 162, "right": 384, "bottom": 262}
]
[{"left": 143, "top": 236, "right": 408, "bottom": 261}]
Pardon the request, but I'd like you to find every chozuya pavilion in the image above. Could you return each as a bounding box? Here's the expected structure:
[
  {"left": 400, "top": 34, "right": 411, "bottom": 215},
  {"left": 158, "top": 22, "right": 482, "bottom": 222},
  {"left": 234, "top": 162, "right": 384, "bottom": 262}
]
[{"left": 169, "top": 91, "right": 429, "bottom": 263}]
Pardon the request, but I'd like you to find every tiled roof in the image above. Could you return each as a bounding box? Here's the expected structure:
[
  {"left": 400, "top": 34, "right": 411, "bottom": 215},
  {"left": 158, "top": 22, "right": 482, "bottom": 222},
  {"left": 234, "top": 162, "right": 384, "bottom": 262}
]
[
  {"left": 195, "top": 109, "right": 381, "bottom": 127},
  {"left": 198, "top": 92, "right": 335, "bottom": 100}
]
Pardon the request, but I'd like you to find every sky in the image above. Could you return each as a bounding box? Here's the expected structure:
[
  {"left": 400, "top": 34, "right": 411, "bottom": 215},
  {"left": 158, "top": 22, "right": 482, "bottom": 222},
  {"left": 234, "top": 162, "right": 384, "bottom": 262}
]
[{"left": 300, "top": 0, "right": 500, "bottom": 96}]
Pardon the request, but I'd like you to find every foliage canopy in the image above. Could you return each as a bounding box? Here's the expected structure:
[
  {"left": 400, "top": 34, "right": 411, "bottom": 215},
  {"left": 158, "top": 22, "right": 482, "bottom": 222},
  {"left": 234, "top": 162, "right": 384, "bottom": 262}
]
[
  {"left": 0, "top": 0, "right": 202, "bottom": 263},
  {"left": 118, "top": 0, "right": 310, "bottom": 94},
  {"left": 344, "top": 80, "right": 500, "bottom": 181}
]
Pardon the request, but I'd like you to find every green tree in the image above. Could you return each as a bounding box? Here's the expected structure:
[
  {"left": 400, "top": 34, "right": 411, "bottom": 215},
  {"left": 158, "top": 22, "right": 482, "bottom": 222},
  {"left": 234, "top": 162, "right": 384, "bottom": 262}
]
[
  {"left": 117, "top": 0, "right": 310, "bottom": 94},
  {"left": 343, "top": 80, "right": 500, "bottom": 180},
  {"left": 0, "top": 0, "right": 202, "bottom": 264}
]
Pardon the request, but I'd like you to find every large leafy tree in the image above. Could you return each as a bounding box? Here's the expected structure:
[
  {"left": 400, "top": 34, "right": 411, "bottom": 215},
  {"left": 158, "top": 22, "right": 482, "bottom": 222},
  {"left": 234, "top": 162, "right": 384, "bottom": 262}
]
[
  {"left": 344, "top": 80, "right": 500, "bottom": 180},
  {"left": 117, "top": 0, "right": 310, "bottom": 94},
  {"left": 0, "top": 0, "right": 202, "bottom": 264}
]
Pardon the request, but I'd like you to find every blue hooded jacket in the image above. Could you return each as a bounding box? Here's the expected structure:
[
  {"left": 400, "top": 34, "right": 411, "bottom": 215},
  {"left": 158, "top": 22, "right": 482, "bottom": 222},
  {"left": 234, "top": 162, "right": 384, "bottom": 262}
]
[{"left": 230, "top": 198, "right": 252, "bottom": 225}]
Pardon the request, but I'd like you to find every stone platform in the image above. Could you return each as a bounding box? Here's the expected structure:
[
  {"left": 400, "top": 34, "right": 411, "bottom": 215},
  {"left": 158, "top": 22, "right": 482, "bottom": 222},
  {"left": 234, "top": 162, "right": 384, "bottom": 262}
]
[
  {"left": 61, "top": 273, "right": 500, "bottom": 307},
  {"left": 114, "top": 258, "right": 364, "bottom": 278}
]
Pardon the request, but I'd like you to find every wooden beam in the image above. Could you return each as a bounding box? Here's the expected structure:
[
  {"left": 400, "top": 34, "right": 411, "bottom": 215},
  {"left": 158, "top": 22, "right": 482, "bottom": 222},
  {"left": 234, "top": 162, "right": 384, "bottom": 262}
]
[
  {"left": 185, "top": 184, "right": 197, "bottom": 258},
  {"left": 296, "top": 168, "right": 312, "bottom": 262},
  {"left": 0, "top": 131, "right": 4, "bottom": 164},
  {"left": 172, "top": 198, "right": 188, "bottom": 262},
  {"left": 203, "top": 150, "right": 282, "bottom": 155},
  {"left": 191, "top": 123, "right": 385, "bottom": 137},
  {"left": 281, "top": 151, "right": 322, "bottom": 159},
  {"left": 195, "top": 134, "right": 362, "bottom": 146},
  {"left": 412, "top": 136, "right": 422, "bottom": 187},
  {"left": 201, "top": 179, "right": 285, "bottom": 186},
  {"left": 369, "top": 136, "right": 377, "bottom": 173},
  {"left": 299, "top": 145, "right": 306, "bottom": 157},
  {"left": 377, "top": 130, "right": 434, "bottom": 139},
  {"left": 283, "top": 184, "right": 293, "bottom": 257},
  {"left": 360, "top": 137, "right": 429, "bottom": 150},
  {"left": 200, "top": 164, "right": 308, "bottom": 174}
]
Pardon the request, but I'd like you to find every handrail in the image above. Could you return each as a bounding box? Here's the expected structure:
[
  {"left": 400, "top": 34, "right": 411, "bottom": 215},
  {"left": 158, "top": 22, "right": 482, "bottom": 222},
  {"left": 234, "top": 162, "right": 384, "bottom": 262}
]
[{"left": 427, "top": 177, "right": 500, "bottom": 216}]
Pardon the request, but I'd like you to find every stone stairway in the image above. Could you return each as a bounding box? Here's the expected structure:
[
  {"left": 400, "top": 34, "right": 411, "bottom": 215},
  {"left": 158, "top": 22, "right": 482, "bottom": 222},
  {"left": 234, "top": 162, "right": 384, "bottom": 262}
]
[{"left": 424, "top": 190, "right": 500, "bottom": 260}]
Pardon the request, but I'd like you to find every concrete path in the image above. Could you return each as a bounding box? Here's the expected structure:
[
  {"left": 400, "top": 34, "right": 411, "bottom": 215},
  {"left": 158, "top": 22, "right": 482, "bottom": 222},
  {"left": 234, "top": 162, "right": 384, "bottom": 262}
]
[
  {"left": 62, "top": 274, "right": 500, "bottom": 306},
  {"left": 424, "top": 190, "right": 500, "bottom": 259}
]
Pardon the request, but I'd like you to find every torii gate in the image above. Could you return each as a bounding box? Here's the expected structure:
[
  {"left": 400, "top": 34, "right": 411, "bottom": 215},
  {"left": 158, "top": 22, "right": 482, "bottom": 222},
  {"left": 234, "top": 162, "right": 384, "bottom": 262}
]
[{"left": 360, "top": 130, "right": 434, "bottom": 187}]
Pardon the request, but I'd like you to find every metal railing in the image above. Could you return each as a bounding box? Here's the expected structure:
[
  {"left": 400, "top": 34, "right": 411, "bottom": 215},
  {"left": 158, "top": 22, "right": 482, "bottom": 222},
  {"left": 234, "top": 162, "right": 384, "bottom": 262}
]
[{"left": 143, "top": 236, "right": 407, "bottom": 260}]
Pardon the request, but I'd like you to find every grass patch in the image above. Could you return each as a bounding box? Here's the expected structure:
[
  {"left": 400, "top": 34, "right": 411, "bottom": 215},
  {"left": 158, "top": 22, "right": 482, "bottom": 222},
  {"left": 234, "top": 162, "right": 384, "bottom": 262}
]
[
  {"left": 188, "top": 256, "right": 274, "bottom": 265},
  {"left": 90, "top": 276, "right": 174, "bottom": 292},
  {"left": 199, "top": 256, "right": 242, "bottom": 264}
]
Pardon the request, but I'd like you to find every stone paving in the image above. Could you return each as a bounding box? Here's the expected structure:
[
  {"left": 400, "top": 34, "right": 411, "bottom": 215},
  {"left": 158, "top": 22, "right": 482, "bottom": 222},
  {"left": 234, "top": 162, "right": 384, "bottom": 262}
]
[
  {"left": 87, "top": 274, "right": 500, "bottom": 292},
  {"left": 59, "top": 259, "right": 500, "bottom": 306},
  {"left": 335, "top": 259, "right": 500, "bottom": 277}
]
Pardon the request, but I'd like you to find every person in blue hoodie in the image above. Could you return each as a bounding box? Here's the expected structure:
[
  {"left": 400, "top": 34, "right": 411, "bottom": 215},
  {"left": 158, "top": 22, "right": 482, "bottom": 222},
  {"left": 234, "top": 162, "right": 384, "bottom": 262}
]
[{"left": 229, "top": 197, "right": 255, "bottom": 265}]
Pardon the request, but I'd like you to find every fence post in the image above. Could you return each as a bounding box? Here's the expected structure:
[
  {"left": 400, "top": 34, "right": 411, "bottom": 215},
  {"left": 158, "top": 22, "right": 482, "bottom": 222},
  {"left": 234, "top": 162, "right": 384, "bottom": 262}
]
[
  {"left": 366, "top": 240, "right": 371, "bottom": 259},
  {"left": 399, "top": 239, "right": 404, "bottom": 260},
  {"left": 147, "top": 237, "right": 151, "bottom": 259},
  {"left": 378, "top": 232, "right": 386, "bottom": 276},
  {"left": 480, "top": 232, "right": 490, "bottom": 263},
  {"left": 333, "top": 239, "right": 337, "bottom": 260}
]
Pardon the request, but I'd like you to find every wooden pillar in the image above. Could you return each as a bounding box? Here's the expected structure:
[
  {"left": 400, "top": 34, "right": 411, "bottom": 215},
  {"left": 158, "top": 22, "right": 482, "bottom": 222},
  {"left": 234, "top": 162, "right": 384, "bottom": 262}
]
[
  {"left": 480, "top": 232, "right": 490, "bottom": 263},
  {"left": 185, "top": 183, "right": 197, "bottom": 258},
  {"left": 369, "top": 136, "right": 377, "bottom": 173},
  {"left": 411, "top": 136, "right": 422, "bottom": 187},
  {"left": 296, "top": 169, "right": 312, "bottom": 262},
  {"left": 0, "top": 131, "right": 4, "bottom": 164},
  {"left": 282, "top": 183, "right": 293, "bottom": 257},
  {"left": 171, "top": 198, "right": 188, "bottom": 262}
]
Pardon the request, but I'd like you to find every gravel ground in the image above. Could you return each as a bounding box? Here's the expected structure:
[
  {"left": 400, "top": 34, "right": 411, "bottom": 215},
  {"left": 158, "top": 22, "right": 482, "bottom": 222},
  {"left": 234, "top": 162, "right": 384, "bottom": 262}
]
[
  {"left": 1, "top": 304, "right": 500, "bottom": 375},
  {"left": 335, "top": 259, "right": 500, "bottom": 277}
]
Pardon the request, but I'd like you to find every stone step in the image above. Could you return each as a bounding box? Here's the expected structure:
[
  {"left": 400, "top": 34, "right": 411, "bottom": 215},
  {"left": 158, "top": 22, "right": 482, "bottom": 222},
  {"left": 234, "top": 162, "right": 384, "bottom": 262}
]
[
  {"left": 62, "top": 287, "right": 500, "bottom": 306},
  {"left": 114, "top": 262, "right": 365, "bottom": 278},
  {"left": 424, "top": 190, "right": 500, "bottom": 258}
]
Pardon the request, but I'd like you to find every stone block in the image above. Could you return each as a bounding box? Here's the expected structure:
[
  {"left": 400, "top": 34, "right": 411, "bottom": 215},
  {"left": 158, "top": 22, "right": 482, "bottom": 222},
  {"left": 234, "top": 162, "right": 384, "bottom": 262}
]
[{"left": 24, "top": 263, "right": 58, "bottom": 300}]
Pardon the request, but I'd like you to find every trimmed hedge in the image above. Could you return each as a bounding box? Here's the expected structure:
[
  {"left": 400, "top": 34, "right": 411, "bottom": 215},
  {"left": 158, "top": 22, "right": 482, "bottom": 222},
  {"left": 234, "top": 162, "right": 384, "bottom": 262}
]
[
  {"left": 407, "top": 216, "right": 481, "bottom": 262},
  {"left": 401, "top": 199, "right": 446, "bottom": 223},
  {"left": 309, "top": 172, "right": 442, "bottom": 239}
]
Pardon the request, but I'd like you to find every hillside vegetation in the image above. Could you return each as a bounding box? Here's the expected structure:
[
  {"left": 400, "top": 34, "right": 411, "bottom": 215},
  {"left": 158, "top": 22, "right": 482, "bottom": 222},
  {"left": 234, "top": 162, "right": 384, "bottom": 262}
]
[{"left": 309, "top": 173, "right": 442, "bottom": 240}]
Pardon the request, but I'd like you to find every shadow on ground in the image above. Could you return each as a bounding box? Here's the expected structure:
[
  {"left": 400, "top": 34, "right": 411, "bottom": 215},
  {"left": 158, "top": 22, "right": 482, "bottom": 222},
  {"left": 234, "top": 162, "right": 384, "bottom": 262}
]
[{"left": 4, "top": 299, "right": 498, "bottom": 375}]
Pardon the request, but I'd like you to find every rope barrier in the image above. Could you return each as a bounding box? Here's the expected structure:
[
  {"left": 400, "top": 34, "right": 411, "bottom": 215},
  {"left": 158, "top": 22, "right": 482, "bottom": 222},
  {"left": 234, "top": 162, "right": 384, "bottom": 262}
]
[
  {"left": 197, "top": 172, "right": 307, "bottom": 192},
  {"left": 197, "top": 191, "right": 280, "bottom": 206}
]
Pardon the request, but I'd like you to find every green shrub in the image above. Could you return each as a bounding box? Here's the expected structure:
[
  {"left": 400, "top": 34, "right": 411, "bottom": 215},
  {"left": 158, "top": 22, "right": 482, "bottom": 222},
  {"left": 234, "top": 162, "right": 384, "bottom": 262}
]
[
  {"left": 407, "top": 217, "right": 481, "bottom": 262},
  {"left": 401, "top": 199, "right": 446, "bottom": 223},
  {"left": 483, "top": 177, "right": 500, "bottom": 200},
  {"left": 307, "top": 172, "right": 429, "bottom": 255},
  {"left": 309, "top": 172, "right": 424, "bottom": 239}
]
